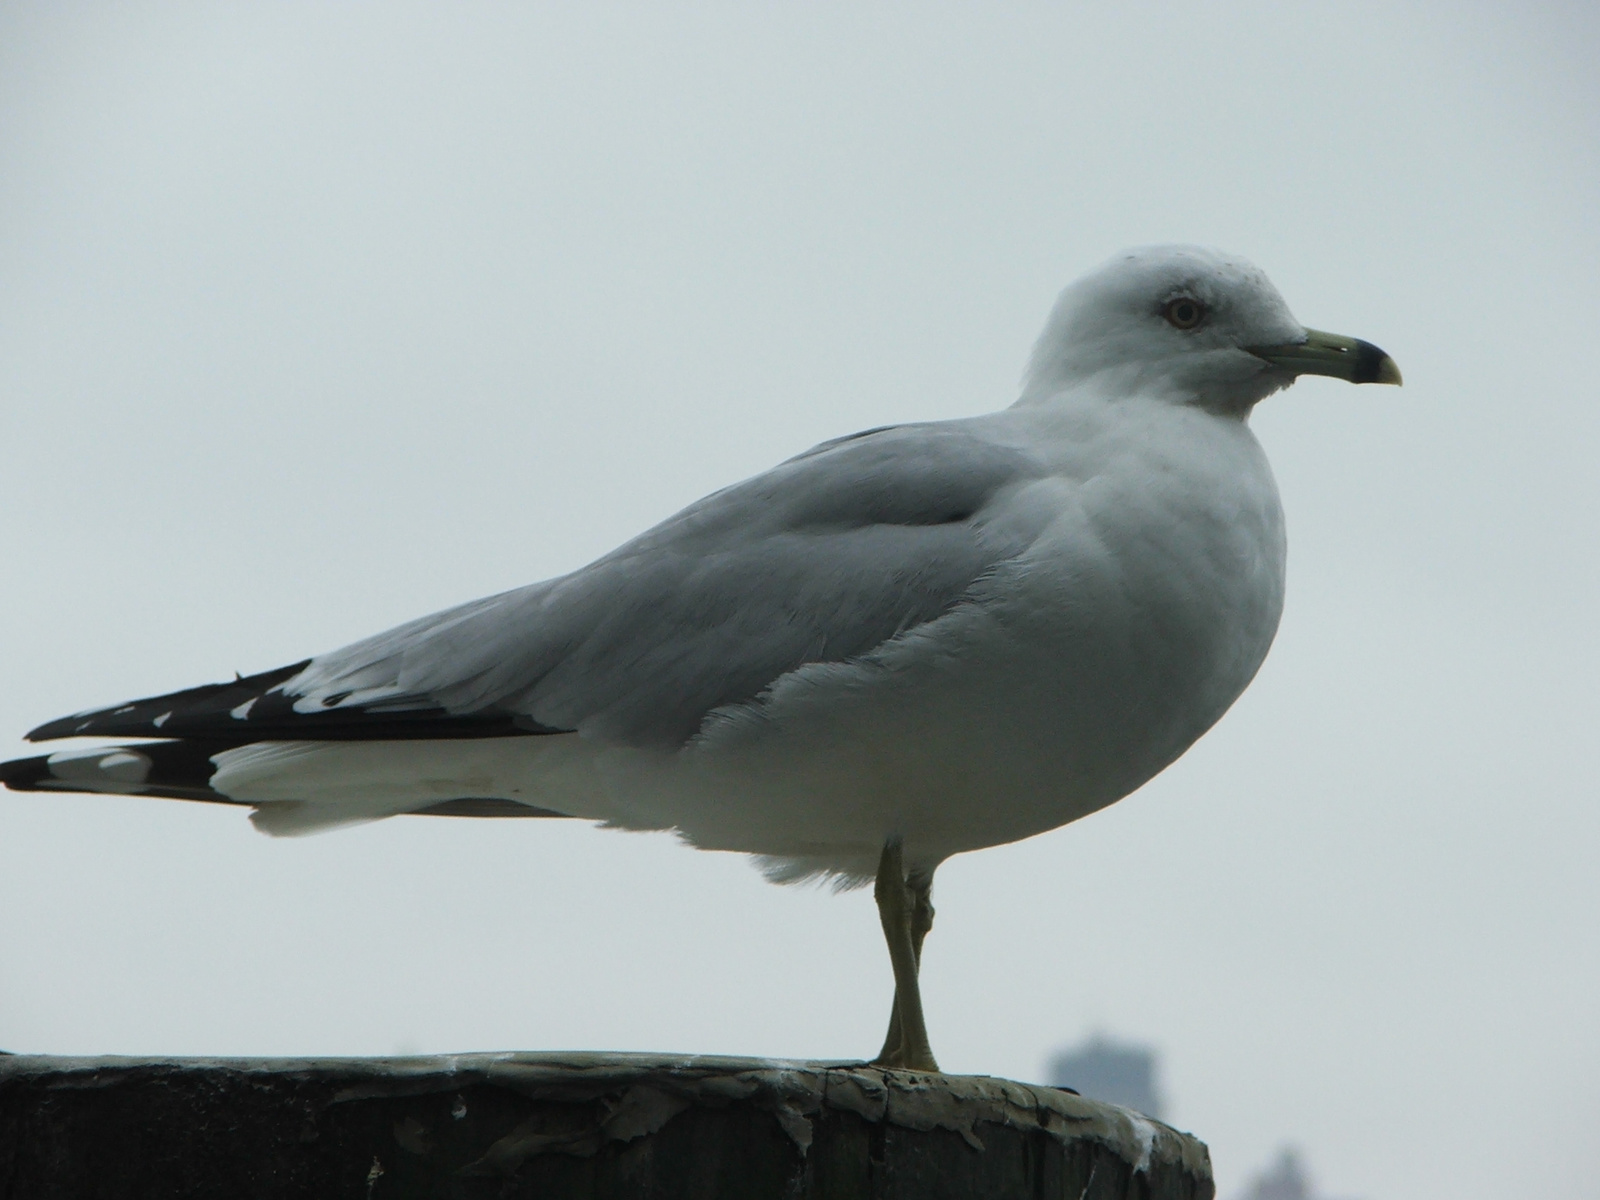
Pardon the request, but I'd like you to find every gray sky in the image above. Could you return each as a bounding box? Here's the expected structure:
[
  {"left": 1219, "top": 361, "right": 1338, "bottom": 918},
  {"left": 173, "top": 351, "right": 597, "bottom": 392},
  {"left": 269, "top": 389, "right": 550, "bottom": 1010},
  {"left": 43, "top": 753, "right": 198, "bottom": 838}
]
[{"left": 2, "top": 5, "right": 1596, "bottom": 1197}]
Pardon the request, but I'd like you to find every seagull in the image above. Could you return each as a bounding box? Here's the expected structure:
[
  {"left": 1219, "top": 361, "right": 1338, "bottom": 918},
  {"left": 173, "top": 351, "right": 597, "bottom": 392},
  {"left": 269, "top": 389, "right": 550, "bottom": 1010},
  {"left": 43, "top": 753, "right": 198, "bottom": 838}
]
[{"left": 2, "top": 246, "right": 1399, "bottom": 1071}]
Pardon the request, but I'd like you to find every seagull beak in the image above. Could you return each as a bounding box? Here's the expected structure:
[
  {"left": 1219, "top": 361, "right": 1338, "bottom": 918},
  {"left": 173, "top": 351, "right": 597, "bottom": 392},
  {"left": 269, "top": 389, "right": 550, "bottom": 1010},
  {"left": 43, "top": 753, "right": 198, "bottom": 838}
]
[{"left": 1247, "top": 328, "right": 1402, "bottom": 386}]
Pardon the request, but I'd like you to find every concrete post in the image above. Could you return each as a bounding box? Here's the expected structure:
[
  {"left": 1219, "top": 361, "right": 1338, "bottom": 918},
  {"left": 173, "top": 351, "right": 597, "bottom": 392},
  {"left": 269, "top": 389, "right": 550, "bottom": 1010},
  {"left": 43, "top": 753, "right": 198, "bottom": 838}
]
[{"left": 0, "top": 1051, "right": 1214, "bottom": 1198}]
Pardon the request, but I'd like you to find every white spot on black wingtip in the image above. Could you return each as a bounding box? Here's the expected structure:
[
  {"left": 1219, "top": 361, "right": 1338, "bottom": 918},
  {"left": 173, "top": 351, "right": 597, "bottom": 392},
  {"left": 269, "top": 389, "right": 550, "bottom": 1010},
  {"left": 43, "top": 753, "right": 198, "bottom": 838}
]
[
  {"left": 46, "top": 747, "right": 153, "bottom": 789},
  {"left": 230, "top": 698, "right": 257, "bottom": 720},
  {"left": 47, "top": 747, "right": 114, "bottom": 765},
  {"left": 153, "top": 711, "right": 172, "bottom": 728},
  {"left": 113, "top": 706, "right": 136, "bottom": 715}
]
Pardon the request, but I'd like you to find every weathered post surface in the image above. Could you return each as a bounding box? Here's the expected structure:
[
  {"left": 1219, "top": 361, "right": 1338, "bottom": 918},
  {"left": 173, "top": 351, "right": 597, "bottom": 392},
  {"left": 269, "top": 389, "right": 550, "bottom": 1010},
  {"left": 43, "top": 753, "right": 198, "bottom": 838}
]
[{"left": 0, "top": 1051, "right": 1213, "bottom": 1199}]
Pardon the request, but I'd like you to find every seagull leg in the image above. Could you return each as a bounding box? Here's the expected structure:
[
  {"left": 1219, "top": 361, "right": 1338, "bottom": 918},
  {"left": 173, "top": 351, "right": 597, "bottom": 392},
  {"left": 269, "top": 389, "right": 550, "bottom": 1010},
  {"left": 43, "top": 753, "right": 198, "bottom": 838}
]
[
  {"left": 870, "top": 839, "right": 940, "bottom": 1072},
  {"left": 874, "top": 866, "right": 936, "bottom": 1065}
]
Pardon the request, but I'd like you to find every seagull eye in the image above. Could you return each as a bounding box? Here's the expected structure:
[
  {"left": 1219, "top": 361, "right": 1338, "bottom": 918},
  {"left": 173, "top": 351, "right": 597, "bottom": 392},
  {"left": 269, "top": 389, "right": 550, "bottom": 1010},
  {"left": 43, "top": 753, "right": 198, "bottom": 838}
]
[{"left": 1162, "top": 298, "right": 1206, "bottom": 330}]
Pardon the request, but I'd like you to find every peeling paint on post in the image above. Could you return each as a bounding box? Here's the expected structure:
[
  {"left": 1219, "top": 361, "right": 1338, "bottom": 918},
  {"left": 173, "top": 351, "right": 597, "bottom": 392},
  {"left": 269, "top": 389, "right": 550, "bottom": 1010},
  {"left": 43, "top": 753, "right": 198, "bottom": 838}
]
[{"left": 0, "top": 1051, "right": 1214, "bottom": 1198}]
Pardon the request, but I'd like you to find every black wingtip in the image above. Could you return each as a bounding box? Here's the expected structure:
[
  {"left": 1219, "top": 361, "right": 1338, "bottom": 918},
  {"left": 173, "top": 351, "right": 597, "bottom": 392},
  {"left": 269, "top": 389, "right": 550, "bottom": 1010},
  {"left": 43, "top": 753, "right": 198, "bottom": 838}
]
[
  {"left": 24, "top": 661, "right": 315, "bottom": 743},
  {"left": 1, "top": 753, "right": 53, "bottom": 792},
  {"left": 23, "top": 658, "right": 557, "bottom": 744},
  {"left": 3, "top": 741, "right": 579, "bottom": 817},
  {"left": 2, "top": 740, "right": 244, "bottom": 806}
]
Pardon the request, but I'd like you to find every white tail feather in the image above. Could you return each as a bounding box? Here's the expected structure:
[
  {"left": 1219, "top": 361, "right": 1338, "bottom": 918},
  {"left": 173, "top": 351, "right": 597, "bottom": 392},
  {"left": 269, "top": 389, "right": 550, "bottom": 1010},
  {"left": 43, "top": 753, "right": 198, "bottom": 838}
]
[{"left": 212, "top": 735, "right": 614, "bottom": 836}]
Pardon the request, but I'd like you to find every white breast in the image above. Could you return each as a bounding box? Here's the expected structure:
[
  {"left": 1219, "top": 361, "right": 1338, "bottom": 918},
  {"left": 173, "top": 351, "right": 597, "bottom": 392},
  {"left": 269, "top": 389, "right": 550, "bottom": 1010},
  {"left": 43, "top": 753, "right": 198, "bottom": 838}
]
[
  {"left": 217, "top": 395, "right": 1285, "bottom": 880},
  {"left": 598, "top": 396, "right": 1287, "bottom": 881}
]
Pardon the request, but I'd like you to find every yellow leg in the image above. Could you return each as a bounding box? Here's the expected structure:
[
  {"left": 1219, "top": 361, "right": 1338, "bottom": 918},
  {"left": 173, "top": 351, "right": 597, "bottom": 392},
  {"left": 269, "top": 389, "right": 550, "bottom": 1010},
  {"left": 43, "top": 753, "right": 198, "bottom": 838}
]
[
  {"left": 870, "top": 840, "right": 939, "bottom": 1072},
  {"left": 875, "top": 868, "right": 935, "bottom": 1064}
]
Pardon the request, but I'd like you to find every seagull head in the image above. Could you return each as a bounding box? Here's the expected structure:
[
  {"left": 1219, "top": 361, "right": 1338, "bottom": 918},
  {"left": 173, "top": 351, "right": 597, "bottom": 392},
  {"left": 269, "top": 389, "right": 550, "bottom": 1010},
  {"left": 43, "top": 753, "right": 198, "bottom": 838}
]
[{"left": 1021, "top": 245, "right": 1401, "bottom": 413}]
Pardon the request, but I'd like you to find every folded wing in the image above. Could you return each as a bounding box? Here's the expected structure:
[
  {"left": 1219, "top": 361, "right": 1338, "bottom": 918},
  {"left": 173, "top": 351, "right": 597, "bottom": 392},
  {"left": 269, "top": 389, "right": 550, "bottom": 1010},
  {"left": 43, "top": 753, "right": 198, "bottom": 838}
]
[{"left": 25, "top": 423, "right": 1045, "bottom": 752}]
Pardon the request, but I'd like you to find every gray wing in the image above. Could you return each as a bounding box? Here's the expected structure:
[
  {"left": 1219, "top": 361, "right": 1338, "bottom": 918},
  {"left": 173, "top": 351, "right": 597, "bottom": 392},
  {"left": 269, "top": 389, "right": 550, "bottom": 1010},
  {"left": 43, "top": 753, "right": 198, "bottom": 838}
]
[{"left": 263, "top": 423, "right": 1045, "bottom": 747}]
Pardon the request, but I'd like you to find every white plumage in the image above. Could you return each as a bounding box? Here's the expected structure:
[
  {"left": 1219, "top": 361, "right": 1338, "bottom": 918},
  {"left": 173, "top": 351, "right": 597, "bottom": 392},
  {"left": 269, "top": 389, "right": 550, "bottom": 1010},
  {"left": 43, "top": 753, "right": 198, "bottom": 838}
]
[
  {"left": 7, "top": 244, "right": 1399, "bottom": 1069},
  {"left": 191, "top": 245, "right": 1308, "bottom": 877}
]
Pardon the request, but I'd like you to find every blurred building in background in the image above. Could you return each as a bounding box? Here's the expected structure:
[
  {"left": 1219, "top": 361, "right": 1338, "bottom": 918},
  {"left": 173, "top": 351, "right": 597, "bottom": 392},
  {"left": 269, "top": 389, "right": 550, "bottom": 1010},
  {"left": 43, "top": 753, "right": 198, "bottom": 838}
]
[
  {"left": 1234, "top": 1149, "right": 1313, "bottom": 1200},
  {"left": 1044, "top": 1034, "right": 1165, "bottom": 1119},
  {"left": 1044, "top": 1042, "right": 1361, "bottom": 1200},
  {"left": 1231, "top": 1147, "right": 1361, "bottom": 1200}
]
